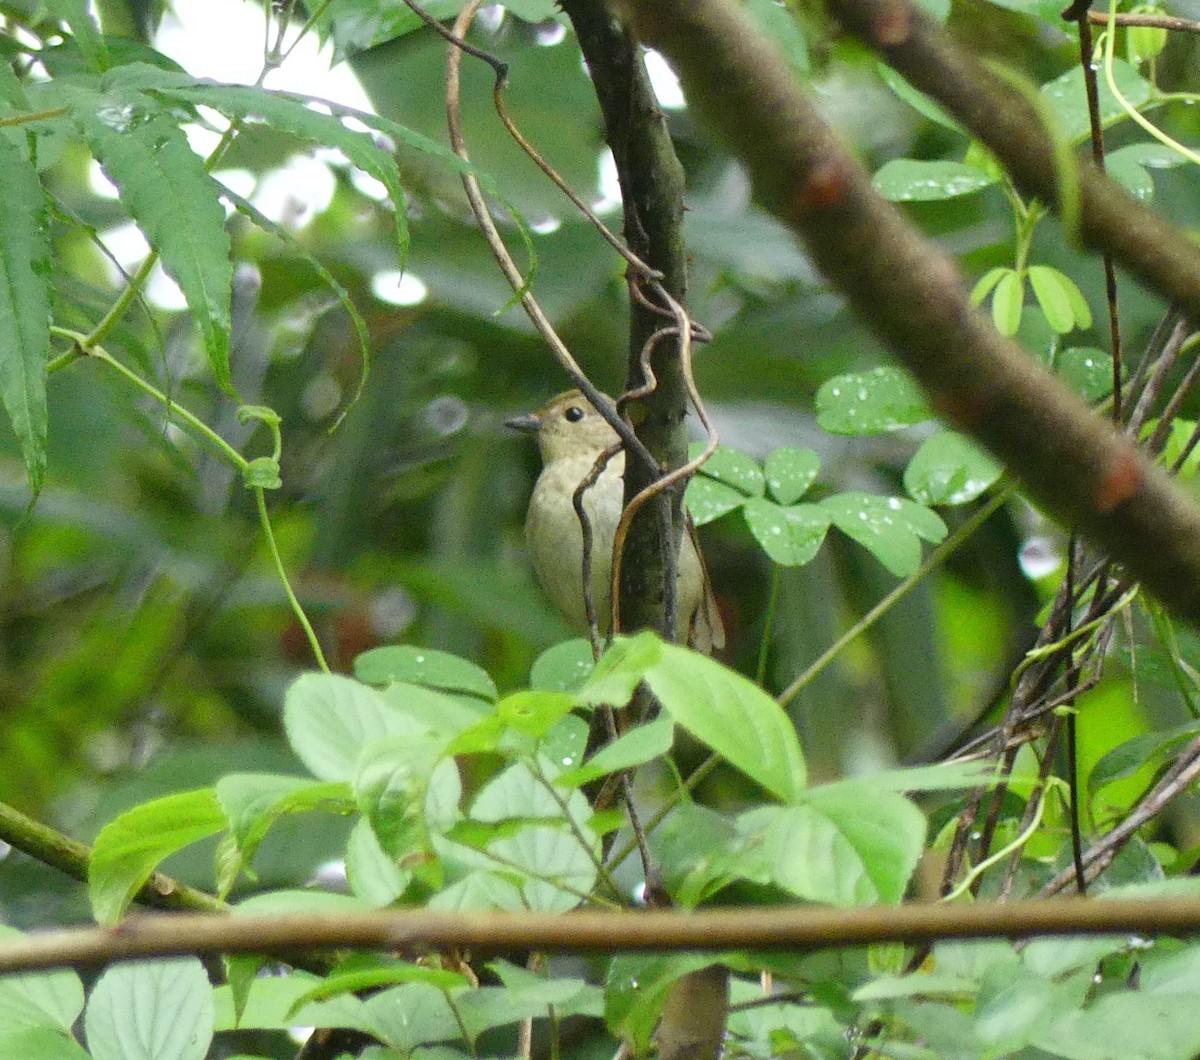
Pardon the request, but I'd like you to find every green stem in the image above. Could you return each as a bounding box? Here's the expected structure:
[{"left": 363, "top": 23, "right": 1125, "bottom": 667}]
[
  {"left": 0, "top": 106, "right": 67, "bottom": 128},
  {"left": 755, "top": 565, "right": 781, "bottom": 687},
  {"left": 777, "top": 484, "right": 1016, "bottom": 708},
  {"left": 51, "top": 328, "right": 247, "bottom": 472},
  {"left": 255, "top": 486, "right": 330, "bottom": 674}
]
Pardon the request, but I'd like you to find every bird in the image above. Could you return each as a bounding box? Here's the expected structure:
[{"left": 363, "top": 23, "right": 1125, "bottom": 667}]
[{"left": 507, "top": 390, "right": 723, "bottom": 653}]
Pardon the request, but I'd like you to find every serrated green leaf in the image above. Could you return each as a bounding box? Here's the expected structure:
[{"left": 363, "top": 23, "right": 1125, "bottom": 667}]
[
  {"left": 822, "top": 492, "right": 947, "bottom": 577},
  {"left": 1027, "top": 265, "right": 1076, "bottom": 334},
  {"left": 742, "top": 497, "right": 831, "bottom": 566},
  {"left": 0, "top": 134, "right": 49, "bottom": 493},
  {"left": 991, "top": 269, "right": 1024, "bottom": 337},
  {"left": 355, "top": 734, "right": 455, "bottom": 859},
  {"left": 873, "top": 158, "right": 998, "bottom": 201},
  {"left": 904, "top": 431, "right": 1002, "bottom": 506},
  {"left": 283, "top": 673, "right": 427, "bottom": 782},
  {"left": 497, "top": 689, "right": 576, "bottom": 738},
  {"left": 0, "top": 928, "right": 84, "bottom": 1035},
  {"left": 653, "top": 639, "right": 805, "bottom": 800},
  {"left": 763, "top": 446, "right": 821, "bottom": 504},
  {"left": 108, "top": 67, "right": 450, "bottom": 266},
  {"left": 380, "top": 681, "right": 492, "bottom": 737},
  {"left": 84, "top": 958, "right": 213, "bottom": 1060},
  {"left": 214, "top": 773, "right": 353, "bottom": 877},
  {"left": 815, "top": 366, "right": 930, "bottom": 435},
  {"left": 353, "top": 645, "right": 496, "bottom": 700},
  {"left": 70, "top": 93, "right": 233, "bottom": 388},
  {"left": 42, "top": 0, "right": 108, "bottom": 70},
  {"left": 88, "top": 789, "right": 226, "bottom": 924},
  {"left": 0, "top": 1026, "right": 89, "bottom": 1059},
  {"left": 736, "top": 785, "right": 925, "bottom": 905},
  {"left": 345, "top": 818, "right": 410, "bottom": 906}
]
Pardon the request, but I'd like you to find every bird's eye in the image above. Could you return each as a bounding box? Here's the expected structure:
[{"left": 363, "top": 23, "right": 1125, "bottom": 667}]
[{"left": 564, "top": 406, "right": 585, "bottom": 423}]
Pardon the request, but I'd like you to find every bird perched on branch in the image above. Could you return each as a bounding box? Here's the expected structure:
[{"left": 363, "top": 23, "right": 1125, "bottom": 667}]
[{"left": 507, "top": 390, "right": 723, "bottom": 653}]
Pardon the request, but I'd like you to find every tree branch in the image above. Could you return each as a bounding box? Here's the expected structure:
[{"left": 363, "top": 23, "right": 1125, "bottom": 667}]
[
  {"left": 559, "top": 0, "right": 691, "bottom": 641},
  {"left": 7, "top": 896, "right": 1200, "bottom": 974},
  {"left": 0, "top": 799, "right": 225, "bottom": 915},
  {"left": 827, "top": 0, "right": 1200, "bottom": 326},
  {"left": 618, "top": 0, "right": 1200, "bottom": 625}
]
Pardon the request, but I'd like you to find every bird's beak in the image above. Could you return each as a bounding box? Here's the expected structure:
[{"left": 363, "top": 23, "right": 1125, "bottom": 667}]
[{"left": 505, "top": 411, "right": 542, "bottom": 434}]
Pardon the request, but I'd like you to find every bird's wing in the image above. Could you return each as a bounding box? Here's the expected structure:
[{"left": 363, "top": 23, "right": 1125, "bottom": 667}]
[{"left": 685, "top": 511, "right": 725, "bottom": 654}]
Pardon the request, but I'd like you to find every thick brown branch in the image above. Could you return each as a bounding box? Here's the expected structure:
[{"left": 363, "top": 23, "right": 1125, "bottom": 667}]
[
  {"left": 620, "top": 0, "right": 1200, "bottom": 624},
  {"left": 559, "top": 0, "right": 691, "bottom": 640},
  {"left": 8, "top": 897, "right": 1200, "bottom": 974},
  {"left": 827, "top": 0, "right": 1200, "bottom": 325},
  {"left": 1088, "top": 10, "right": 1200, "bottom": 34}
]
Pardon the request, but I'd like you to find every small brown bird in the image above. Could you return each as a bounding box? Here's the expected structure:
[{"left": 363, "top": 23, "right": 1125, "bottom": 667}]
[{"left": 507, "top": 390, "right": 723, "bottom": 652}]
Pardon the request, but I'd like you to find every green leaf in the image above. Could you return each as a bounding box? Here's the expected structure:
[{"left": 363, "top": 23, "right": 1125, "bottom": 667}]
[
  {"left": 345, "top": 818, "right": 410, "bottom": 906},
  {"left": 84, "top": 958, "right": 213, "bottom": 1060},
  {"left": 362, "top": 984, "right": 461, "bottom": 1054},
  {"left": 991, "top": 269, "right": 1024, "bottom": 336},
  {"left": 0, "top": 1027, "right": 89, "bottom": 1059},
  {"left": 649, "top": 638, "right": 806, "bottom": 801},
  {"left": 497, "top": 689, "right": 577, "bottom": 738},
  {"left": 42, "top": 0, "right": 108, "bottom": 70},
  {"left": 529, "top": 638, "right": 594, "bottom": 692},
  {"left": 970, "top": 266, "right": 1010, "bottom": 307},
  {"left": 1058, "top": 272, "right": 1092, "bottom": 329},
  {"left": 873, "top": 158, "right": 998, "bottom": 201},
  {"left": 109, "top": 67, "right": 461, "bottom": 266},
  {"left": 557, "top": 716, "right": 674, "bottom": 788},
  {"left": 904, "top": 430, "right": 1002, "bottom": 506},
  {"left": 741, "top": 498, "right": 831, "bottom": 566},
  {"left": 605, "top": 954, "right": 719, "bottom": 1055},
  {"left": 1089, "top": 722, "right": 1200, "bottom": 794},
  {"left": 735, "top": 785, "right": 925, "bottom": 905},
  {"left": 0, "top": 134, "right": 49, "bottom": 493},
  {"left": 380, "top": 682, "right": 493, "bottom": 737},
  {"left": 763, "top": 446, "right": 821, "bottom": 505},
  {"left": 355, "top": 734, "right": 456, "bottom": 859},
  {"left": 89, "top": 789, "right": 226, "bottom": 924},
  {"left": 283, "top": 673, "right": 428, "bottom": 782},
  {"left": 353, "top": 645, "right": 497, "bottom": 700},
  {"left": 1057, "top": 347, "right": 1113, "bottom": 402},
  {"left": 1105, "top": 141, "right": 1185, "bottom": 202},
  {"left": 211, "top": 970, "right": 366, "bottom": 1031},
  {"left": 214, "top": 773, "right": 353, "bottom": 884},
  {"left": 69, "top": 92, "right": 233, "bottom": 389},
  {"left": 744, "top": 0, "right": 808, "bottom": 74},
  {"left": 0, "top": 928, "right": 84, "bottom": 1034},
  {"left": 1027, "top": 265, "right": 1076, "bottom": 334},
  {"left": 685, "top": 476, "right": 752, "bottom": 525},
  {"left": 876, "top": 64, "right": 963, "bottom": 132},
  {"left": 1041, "top": 58, "right": 1154, "bottom": 144},
  {"left": 688, "top": 443, "right": 766, "bottom": 498},
  {"left": 577, "top": 631, "right": 663, "bottom": 707},
  {"left": 821, "top": 493, "right": 947, "bottom": 577},
  {"left": 815, "top": 366, "right": 931, "bottom": 435}
]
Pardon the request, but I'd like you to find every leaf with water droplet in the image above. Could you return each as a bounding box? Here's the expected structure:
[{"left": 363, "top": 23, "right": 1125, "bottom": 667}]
[
  {"left": 742, "top": 498, "right": 830, "bottom": 567},
  {"left": 904, "top": 431, "right": 1002, "bottom": 506},
  {"left": 816, "top": 367, "right": 930, "bottom": 436},
  {"left": 873, "top": 158, "right": 998, "bottom": 202},
  {"left": 821, "top": 492, "right": 946, "bottom": 577},
  {"left": 764, "top": 446, "right": 821, "bottom": 504},
  {"left": 1057, "top": 347, "right": 1113, "bottom": 402}
]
